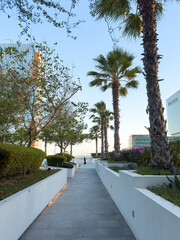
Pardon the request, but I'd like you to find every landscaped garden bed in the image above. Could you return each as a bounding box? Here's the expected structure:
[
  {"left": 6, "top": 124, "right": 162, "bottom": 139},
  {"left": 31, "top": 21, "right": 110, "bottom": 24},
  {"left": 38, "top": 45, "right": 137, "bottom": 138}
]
[
  {"left": 0, "top": 169, "right": 59, "bottom": 200},
  {"left": 148, "top": 184, "right": 180, "bottom": 207},
  {"left": 95, "top": 160, "right": 180, "bottom": 240}
]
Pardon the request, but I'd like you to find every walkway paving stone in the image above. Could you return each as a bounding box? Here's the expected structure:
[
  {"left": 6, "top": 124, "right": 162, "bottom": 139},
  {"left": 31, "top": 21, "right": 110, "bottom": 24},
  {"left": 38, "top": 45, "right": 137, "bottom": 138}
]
[{"left": 20, "top": 159, "right": 136, "bottom": 240}]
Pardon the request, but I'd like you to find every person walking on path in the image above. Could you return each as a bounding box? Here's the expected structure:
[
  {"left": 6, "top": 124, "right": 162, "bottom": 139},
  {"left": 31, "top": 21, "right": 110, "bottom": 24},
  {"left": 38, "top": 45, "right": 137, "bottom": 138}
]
[{"left": 84, "top": 156, "right": 86, "bottom": 164}]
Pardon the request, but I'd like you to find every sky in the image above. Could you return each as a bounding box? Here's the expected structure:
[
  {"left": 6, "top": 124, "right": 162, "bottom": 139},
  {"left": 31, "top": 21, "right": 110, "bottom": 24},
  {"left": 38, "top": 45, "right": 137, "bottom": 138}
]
[{"left": 1, "top": 1, "right": 180, "bottom": 156}]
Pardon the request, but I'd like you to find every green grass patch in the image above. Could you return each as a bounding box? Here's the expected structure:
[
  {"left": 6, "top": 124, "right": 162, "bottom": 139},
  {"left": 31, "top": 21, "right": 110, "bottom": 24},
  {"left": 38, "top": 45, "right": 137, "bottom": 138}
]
[
  {"left": 0, "top": 169, "right": 60, "bottom": 200},
  {"left": 108, "top": 160, "right": 128, "bottom": 164},
  {"left": 148, "top": 185, "right": 180, "bottom": 207},
  {"left": 135, "top": 166, "right": 180, "bottom": 175},
  {"left": 109, "top": 166, "right": 126, "bottom": 173}
]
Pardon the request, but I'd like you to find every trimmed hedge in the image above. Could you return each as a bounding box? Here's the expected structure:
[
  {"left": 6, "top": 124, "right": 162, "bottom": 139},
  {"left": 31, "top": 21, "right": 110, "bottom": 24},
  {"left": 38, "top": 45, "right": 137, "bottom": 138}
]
[
  {"left": 47, "top": 154, "right": 67, "bottom": 167},
  {"left": 0, "top": 143, "right": 46, "bottom": 177},
  {"left": 64, "top": 153, "right": 74, "bottom": 162},
  {"left": 55, "top": 153, "right": 74, "bottom": 162}
]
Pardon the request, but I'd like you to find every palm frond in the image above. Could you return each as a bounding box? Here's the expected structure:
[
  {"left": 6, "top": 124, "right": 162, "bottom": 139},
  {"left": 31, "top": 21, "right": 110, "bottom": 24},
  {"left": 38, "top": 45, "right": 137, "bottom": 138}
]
[
  {"left": 87, "top": 71, "right": 100, "bottom": 77},
  {"left": 119, "top": 87, "right": 128, "bottom": 96},
  {"left": 155, "top": 1, "right": 164, "bottom": 21},
  {"left": 89, "top": 79, "right": 104, "bottom": 87},
  {"left": 100, "top": 82, "right": 112, "bottom": 92},
  {"left": 93, "top": 0, "right": 130, "bottom": 21},
  {"left": 126, "top": 80, "right": 139, "bottom": 89},
  {"left": 125, "top": 67, "right": 142, "bottom": 78},
  {"left": 122, "top": 13, "right": 142, "bottom": 39}
]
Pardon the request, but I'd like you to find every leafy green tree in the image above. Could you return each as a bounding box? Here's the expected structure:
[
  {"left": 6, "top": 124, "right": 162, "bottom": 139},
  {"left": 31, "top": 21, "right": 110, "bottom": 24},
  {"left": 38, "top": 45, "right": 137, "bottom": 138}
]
[
  {"left": 88, "top": 48, "right": 141, "bottom": 160},
  {"left": 39, "top": 125, "right": 54, "bottom": 154},
  {"left": 0, "top": 69, "right": 20, "bottom": 142},
  {"left": 0, "top": 0, "right": 81, "bottom": 36},
  {"left": 90, "top": 0, "right": 177, "bottom": 168},
  {"left": 0, "top": 41, "right": 81, "bottom": 147},
  {"left": 48, "top": 103, "right": 88, "bottom": 154},
  {"left": 89, "top": 125, "right": 101, "bottom": 157}
]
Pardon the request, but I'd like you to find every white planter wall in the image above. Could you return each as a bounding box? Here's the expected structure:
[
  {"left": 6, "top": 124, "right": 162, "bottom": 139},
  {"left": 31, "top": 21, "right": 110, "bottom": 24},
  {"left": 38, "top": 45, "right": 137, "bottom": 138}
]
[
  {"left": 0, "top": 169, "right": 67, "bottom": 240},
  {"left": 67, "top": 166, "right": 76, "bottom": 177},
  {"left": 95, "top": 160, "right": 180, "bottom": 240}
]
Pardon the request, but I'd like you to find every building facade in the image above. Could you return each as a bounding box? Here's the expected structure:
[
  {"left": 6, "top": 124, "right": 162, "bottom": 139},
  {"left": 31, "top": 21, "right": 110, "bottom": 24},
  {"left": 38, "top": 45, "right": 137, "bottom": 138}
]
[
  {"left": 129, "top": 134, "right": 180, "bottom": 148},
  {"left": 166, "top": 90, "right": 180, "bottom": 136}
]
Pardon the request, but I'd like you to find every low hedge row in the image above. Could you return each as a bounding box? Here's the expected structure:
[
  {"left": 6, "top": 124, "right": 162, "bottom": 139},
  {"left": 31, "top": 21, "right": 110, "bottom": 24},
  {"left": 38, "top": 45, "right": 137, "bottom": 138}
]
[
  {"left": 0, "top": 143, "right": 46, "bottom": 177},
  {"left": 55, "top": 153, "right": 74, "bottom": 162},
  {"left": 46, "top": 155, "right": 67, "bottom": 167}
]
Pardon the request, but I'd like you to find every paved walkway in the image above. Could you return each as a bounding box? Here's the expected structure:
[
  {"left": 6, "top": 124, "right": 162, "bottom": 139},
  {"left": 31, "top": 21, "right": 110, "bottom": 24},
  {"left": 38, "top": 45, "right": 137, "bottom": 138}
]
[{"left": 20, "top": 160, "right": 135, "bottom": 240}]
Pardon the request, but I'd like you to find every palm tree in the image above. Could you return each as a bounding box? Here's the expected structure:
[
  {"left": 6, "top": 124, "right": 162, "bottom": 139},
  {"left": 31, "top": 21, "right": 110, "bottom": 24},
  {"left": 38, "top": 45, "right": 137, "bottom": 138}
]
[
  {"left": 89, "top": 125, "right": 101, "bottom": 157},
  {"left": 103, "top": 109, "right": 114, "bottom": 159},
  {"left": 91, "top": 0, "right": 175, "bottom": 169},
  {"left": 90, "top": 101, "right": 106, "bottom": 159},
  {"left": 88, "top": 48, "right": 141, "bottom": 161}
]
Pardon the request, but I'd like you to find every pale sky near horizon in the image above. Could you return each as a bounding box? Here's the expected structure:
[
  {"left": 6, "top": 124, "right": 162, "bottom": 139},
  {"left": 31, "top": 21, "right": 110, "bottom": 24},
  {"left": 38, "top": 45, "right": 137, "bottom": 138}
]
[{"left": 1, "top": 1, "right": 180, "bottom": 155}]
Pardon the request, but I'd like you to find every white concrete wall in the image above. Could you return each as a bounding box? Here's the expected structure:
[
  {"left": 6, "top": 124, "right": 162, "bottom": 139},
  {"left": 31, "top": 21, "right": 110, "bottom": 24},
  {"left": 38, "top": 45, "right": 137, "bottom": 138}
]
[
  {"left": 95, "top": 161, "right": 180, "bottom": 240},
  {"left": 47, "top": 165, "right": 76, "bottom": 178},
  {"left": 0, "top": 169, "right": 67, "bottom": 240},
  {"left": 67, "top": 166, "right": 76, "bottom": 177}
]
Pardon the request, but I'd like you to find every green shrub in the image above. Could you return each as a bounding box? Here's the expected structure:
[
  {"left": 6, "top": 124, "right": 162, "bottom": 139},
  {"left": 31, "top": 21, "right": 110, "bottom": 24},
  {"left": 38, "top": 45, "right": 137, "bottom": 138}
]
[
  {"left": 62, "top": 162, "right": 74, "bottom": 169},
  {"left": 47, "top": 154, "right": 67, "bottom": 167},
  {"left": 55, "top": 153, "right": 74, "bottom": 162},
  {"left": 118, "top": 147, "right": 151, "bottom": 166},
  {"left": 169, "top": 140, "right": 180, "bottom": 167},
  {"left": 0, "top": 143, "right": 46, "bottom": 177},
  {"left": 64, "top": 153, "right": 74, "bottom": 162}
]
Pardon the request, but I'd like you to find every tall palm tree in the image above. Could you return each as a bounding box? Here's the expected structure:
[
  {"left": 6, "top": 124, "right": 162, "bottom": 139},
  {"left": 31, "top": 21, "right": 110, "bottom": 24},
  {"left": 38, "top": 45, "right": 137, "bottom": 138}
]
[
  {"left": 103, "top": 109, "right": 114, "bottom": 159},
  {"left": 90, "top": 101, "right": 106, "bottom": 159},
  {"left": 89, "top": 125, "right": 101, "bottom": 157},
  {"left": 91, "top": 0, "right": 176, "bottom": 169},
  {"left": 88, "top": 48, "right": 141, "bottom": 160}
]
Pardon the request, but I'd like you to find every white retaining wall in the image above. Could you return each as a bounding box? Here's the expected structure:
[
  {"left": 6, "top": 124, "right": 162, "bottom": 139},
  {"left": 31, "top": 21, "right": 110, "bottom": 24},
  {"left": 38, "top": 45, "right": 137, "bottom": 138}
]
[
  {"left": 0, "top": 169, "right": 67, "bottom": 240},
  {"left": 95, "top": 161, "right": 180, "bottom": 240}
]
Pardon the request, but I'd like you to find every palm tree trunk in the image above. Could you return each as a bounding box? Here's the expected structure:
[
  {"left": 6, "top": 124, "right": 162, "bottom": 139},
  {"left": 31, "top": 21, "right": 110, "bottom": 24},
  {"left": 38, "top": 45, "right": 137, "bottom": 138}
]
[
  {"left": 104, "top": 123, "right": 108, "bottom": 159},
  {"left": 95, "top": 135, "right": 98, "bottom": 157},
  {"left": 112, "top": 79, "right": 121, "bottom": 161},
  {"left": 138, "top": 0, "right": 172, "bottom": 169},
  {"left": 101, "top": 118, "right": 105, "bottom": 159}
]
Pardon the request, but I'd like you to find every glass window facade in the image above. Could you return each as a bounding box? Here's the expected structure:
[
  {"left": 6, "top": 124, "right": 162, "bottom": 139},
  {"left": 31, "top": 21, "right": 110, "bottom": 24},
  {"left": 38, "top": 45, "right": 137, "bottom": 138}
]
[
  {"left": 129, "top": 135, "right": 180, "bottom": 148},
  {"left": 166, "top": 90, "right": 180, "bottom": 136}
]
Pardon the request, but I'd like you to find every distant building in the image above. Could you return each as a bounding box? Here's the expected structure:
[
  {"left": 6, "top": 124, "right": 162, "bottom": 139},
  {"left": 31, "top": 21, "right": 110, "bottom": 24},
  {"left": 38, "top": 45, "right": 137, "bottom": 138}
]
[
  {"left": 129, "top": 134, "right": 180, "bottom": 148},
  {"left": 129, "top": 135, "right": 151, "bottom": 148},
  {"left": 166, "top": 90, "right": 180, "bottom": 136}
]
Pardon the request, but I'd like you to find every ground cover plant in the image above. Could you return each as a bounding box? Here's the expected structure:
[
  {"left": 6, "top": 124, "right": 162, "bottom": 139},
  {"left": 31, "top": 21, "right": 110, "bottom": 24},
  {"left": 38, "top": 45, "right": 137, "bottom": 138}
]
[
  {"left": 109, "top": 166, "right": 126, "bottom": 173},
  {"left": 0, "top": 169, "right": 59, "bottom": 200},
  {"left": 148, "top": 185, "right": 180, "bottom": 207},
  {"left": 136, "top": 166, "right": 180, "bottom": 175}
]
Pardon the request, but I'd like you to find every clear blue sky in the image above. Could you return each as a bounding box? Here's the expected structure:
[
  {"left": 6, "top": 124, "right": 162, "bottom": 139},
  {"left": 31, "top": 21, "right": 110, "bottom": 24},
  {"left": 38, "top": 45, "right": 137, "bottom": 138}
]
[{"left": 1, "top": 1, "right": 180, "bottom": 155}]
